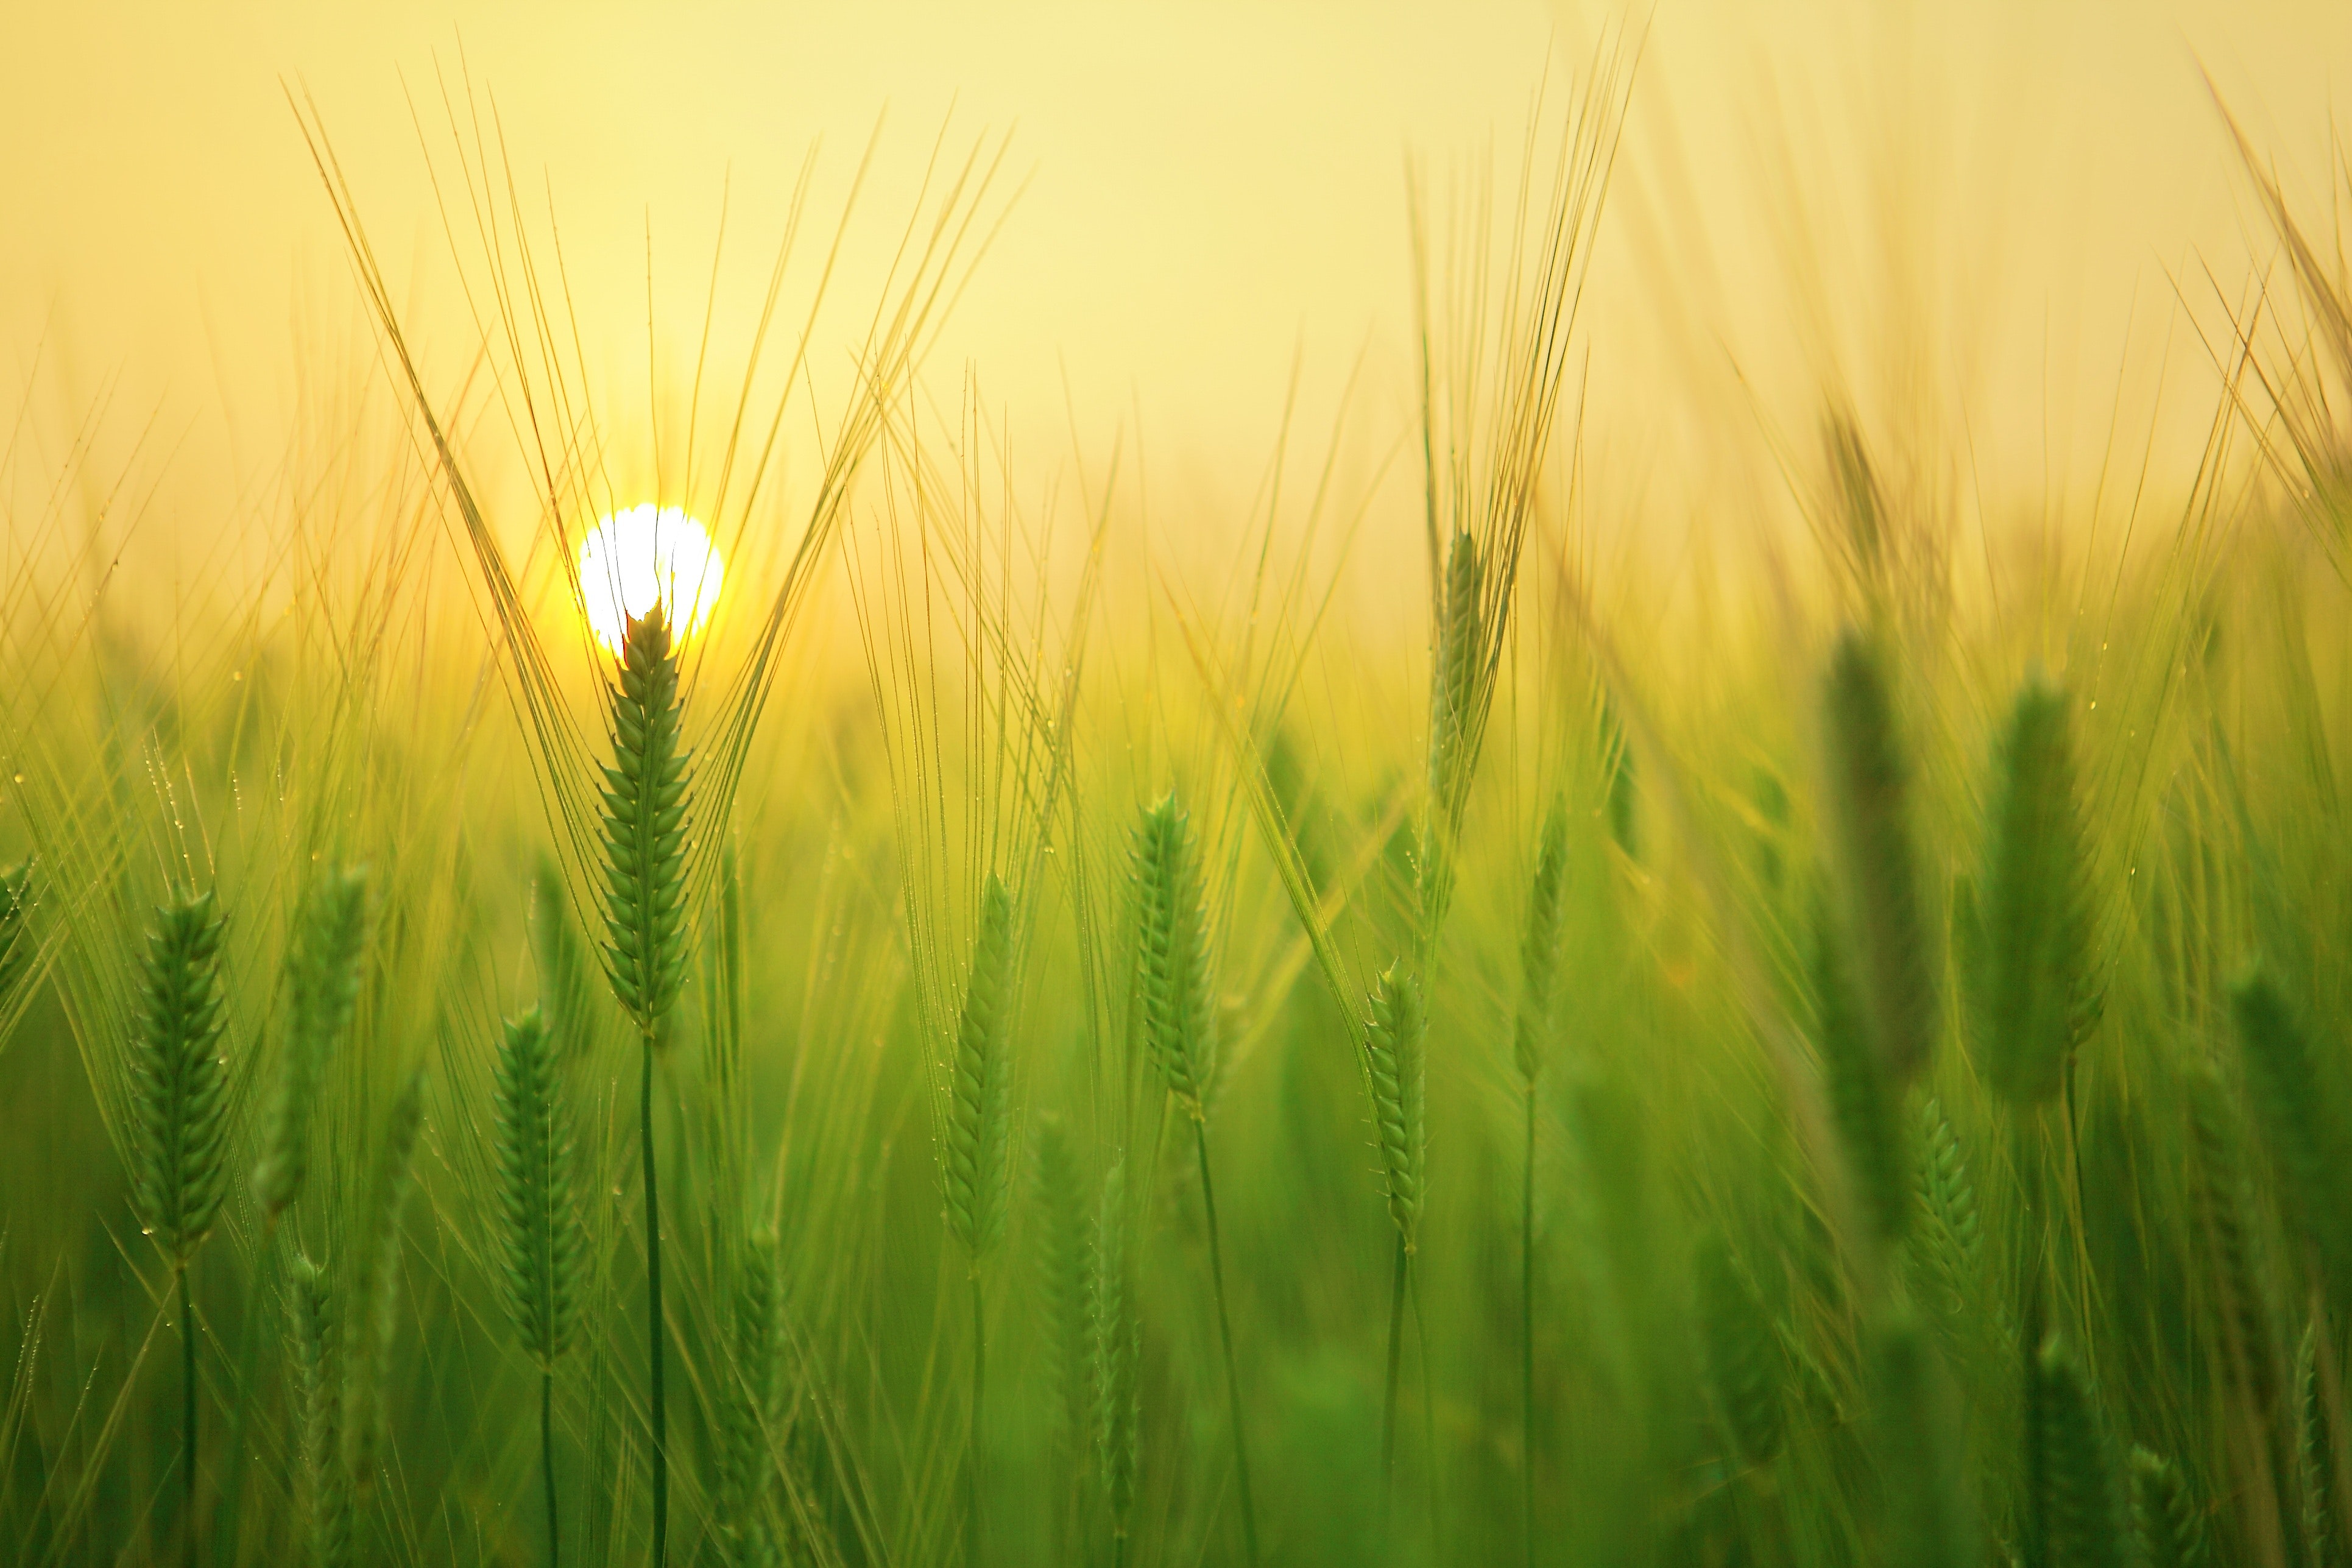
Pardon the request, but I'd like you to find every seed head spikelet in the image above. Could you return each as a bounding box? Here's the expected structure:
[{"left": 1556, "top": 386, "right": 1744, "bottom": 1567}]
[
  {"left": 1090, "top": 1156, "right": 1139, "bottom": 1539},
  {"left": 289, "top": 1250, "right": 349, "bottom": 1568},
  {"left": 600, "top": 603, "right": 694, "bottom": 1043},
  {"left": 944, "top": 872, "right": 1016, "bottom": 1265},
  {"left": 1979, "top": 678, "right": 2101, "bottom": 1104},
  {"left": 1418, "top": 530, "right": 1485, "bottom": 936},
  {"left": 127, "top": 891, "right": 231, "bottom": 1266},
  {"left": 1133, "top": 794, "right": 1215, "bottom": 1117},
  {"left": 1870, "top": 1307, "right": 1976, "bottom": 1568},
  {"left": 491, "top": 1006, "right": 584, "bottom": 1371},
  {"left": 2231, "top": 969, "right": 2347, "bottom": 1286},
  {"left": 718, "top": 1230, "right": 782, "bottom": 1568},
  {"left": 1812, "top": 894, "right": 1909, "bottom": 1246},
  {"left": 1513, "top": 795, "right": 1570, "bottom": 1082},
  {"left": 2131, "top": 1447, "right": 2209, "bottom": 1568},
  {"left": 253, "top": 865, "right": 369, "bottom": 1220},
  {"left": 2035, "top": 1334, "right": 2130, "bottom": 1568},
  {"left": 1821, "top": 630, "right": 1938, "bottom": 1087},
  {"left": 2301, "top": 1320, "right": 2340, "bottom": 1568},
  {"left": 342, "top": 1064, "right": 424, "bottom": 1494},
  {"left": 1031, "top": 1115, "right": 1090, "bottom": 1445},
  {"left": 2183, "top": 1055, "right": 2280, "bottom": 1411},
  {"left": 1365, "top": 961, "right": 1429, "bottom": 1252},
  {"left": 1697, "top": 1231, "right": 1785, "bottom": 1467}
]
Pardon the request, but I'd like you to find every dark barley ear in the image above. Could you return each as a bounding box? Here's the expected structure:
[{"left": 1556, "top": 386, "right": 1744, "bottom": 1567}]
[
  {"left": 1978, "top": 678, "right": 2101, "bottom": 1106},
  {"left": 600, "top": 601, "right": 694, "bottom": 1046},
  {"left": 0, "top": 860, "right": 38, "bottom": 1003},
  {"left": 2035, "top": 1333, "right": 2131, "bottom": 1568},
  {"left": 1821, "top": 630, "right": 1938, "bottom": 1088},
  {"left": 492, "top": 1006, "right": 584, "bottom": 1371},
  {"left": 288, "top": 1249, "right": 349, "bottom": 1568},
  {"left": 1031, "top": 1114, "right": 1091, "bottom": 1447},
  {"left": 2182, "top": 1054, "right": 2281, "bottom": 1413},
  {"left": 1869, "top": 1306, "right": 1976, "bottom": 1568},
  {"left": 944, "top": 872, "right": 1016, "bottom": 1265},
  {"left": 253, "top": 864, "right": 370, "bottom": 1221},
  {"left": 717, "top": 1229, "right": 782, "bottom": 1568},
  {"left": 1133, "top": 793, "right": 1215, "bottom": 1117},
  {"left": 342, "top": 1064, "right": 425, "bottom": 1495},
  {"left": 2130, "top": 1447, "right": 2209, "bottom": 1568},
  {"left": 1905, "top": 1097, "right": 1983, "bottom": 1347},
  {"left": 2299, "top": 1319, "right": 2341, "bottom": 1568},
  {"left": 1695, "top": 1231, "right": 1785, "bottom": 1469},
  {"left": 1513, "top": 795, "right": 1571, "bottom": 1083},
  {"left": 1089, "top": 1156, "right": 1139, "bottom": 1540},
  {"left": 2230, "top": 968, "right": 2350, "bottom": 1291},
  {"left": 1810, "top": 892, "right": 1910, "bottom": 1248},
  {"left": 1365, "top": 961, "right": 1428, "bottom": 1254},
  {"left": 128, "top": 890, "right": 231, "bottom": 1267}
]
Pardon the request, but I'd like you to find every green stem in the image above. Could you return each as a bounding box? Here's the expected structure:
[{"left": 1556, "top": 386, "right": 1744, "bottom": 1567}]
[
  {"left": 969, "top": 1271, "right": 987, "bottom": 1568},
  {"left": 180, "top": 1263, "right": 198, "bottom": 1568},
  {"left": 542, "top": 1366, "right": 560, "bottom": 1568},
  {"left": 1411, "top": 1259, "right": 1439, "bottom": 1541},
  {"left": 643, "top": 1037, "right": 667, "bottom": 1567},
  {"left": 1380, "top": 1232, "right": 1406, "bottom": 1533},
  {"left": 1193, "top": 1120, "right": 1262, "bottom": 1567},
  {"left": 1521, "top": 1081, "right": 1537, "bottom": 1568},
  {"left": 207, "top": 1243, "right": 266, "bottom": 1568}
]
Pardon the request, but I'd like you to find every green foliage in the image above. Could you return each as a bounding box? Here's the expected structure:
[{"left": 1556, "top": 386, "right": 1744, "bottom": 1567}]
[
  {"left": 1977, "top": 679, "right": 2102, "bottom": 1104},
  {"left": 1697, "top": 1231, "right": 1785, "bottom": 1468},
  {"left": 126, "top": 889, "right": 231, "bottom": 1266},
  {"left": 1365, "top": 960, "right": 1429, "bottom": 1253},
  {"left": 1133, "top": 793, "right": 1215, "bottom": 1115},
  {"left": 599, "top": 603, "right": 694, "bottom": 1043},
  {"left": 252, "top": 864, "right": 369, "bottom": 1220},
  {"left": 490, "top": 1006, "right": 583, "bottom": 1371},
  {"left": 2035, "top": 1335, "right": 2130, "bottom": 1568}
]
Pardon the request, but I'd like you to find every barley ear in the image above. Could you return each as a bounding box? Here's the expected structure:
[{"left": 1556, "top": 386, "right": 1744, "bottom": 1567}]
[
  {"left": 2035, "top": 1333, "right": 2131, "bottom": 1568},
  {"left": 2184, "top": 1054, "right": 2281, "bottom": 1411},
  {"left": 1134, "top": 793, "right": 1215, "bottom": 1117},
  {"left": 1419, "top": 529, "right": 1485, "bottom": 931},
  {"left": 2300, "top": 1320, "right": 2342, "bottom": 1568},
  {"left": 1978, "top": 679, "right": 2101, "bottom": 1104},
  {"left": 1513, "top": 795, "right": 1570, "bottom": 1084},
  {"left": 341, "top": 1064, "right": 425, "bottom": 1494},
  {"left": 1365, "top": 961, "right": 1429, "bottom": 1253},
  {"left": 599, "top": 601, "right": 694, "bottom": 1046},
  {"left": 289, "top": 1251, "right": 350, "bottom": 1568},
  {"left": 1031, "top": 1114, "right": 1091, "bottom": 1447},
  {"left": 718, "top": 1229, "right": 782, "bottom": 1568},
  {"left": 492, "top": 1006, "right": 584, "bottom": 1371},
  {"left": 2231, "top": 969, "right": 2348, "bottom": 1291},
  {"left": 1810, "top": 893, "right": 1909, "bottom": 1246},
  {"left": 944, "top": 872, "right": 1016, "bottom": 1265},
  {"left": 1090, "top": 1157, "right": 1139, "bottom": 1539},
  {"left": 253, "top": 865, "right": 369, "bottom": 1220},
  {"left": 128, "top": 890, "right": 232, "bottom": 1266},
  {"left": 2130, "top": 1447, "right": 2209, "bottom": 1568},
  {"left": 1821, "top": 630, "right": 1938, "bottom": 1087},
  {"left": 1696, "top": 1231, "right": 1786, "bottom": 1469}
]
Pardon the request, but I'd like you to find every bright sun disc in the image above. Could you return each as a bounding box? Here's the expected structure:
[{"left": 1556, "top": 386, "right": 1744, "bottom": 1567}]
[{"left": 578, "top": 505, "right": 725, "bottom": 656}]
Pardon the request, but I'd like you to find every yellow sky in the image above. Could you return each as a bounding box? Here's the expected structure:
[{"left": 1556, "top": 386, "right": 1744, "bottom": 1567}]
[{"left": 5, "top": 1, "right": 2349, "bottom": 576}]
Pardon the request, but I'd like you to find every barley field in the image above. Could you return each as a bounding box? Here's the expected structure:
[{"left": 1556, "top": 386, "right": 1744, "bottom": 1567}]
[{"left": 8, "top": 8, "right": 2352, "bottom": 1567}]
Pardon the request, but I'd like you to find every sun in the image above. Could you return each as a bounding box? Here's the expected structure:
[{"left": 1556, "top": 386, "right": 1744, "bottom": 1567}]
[{"left": 577, "top": 505, "right": 725, "bottom": 657}]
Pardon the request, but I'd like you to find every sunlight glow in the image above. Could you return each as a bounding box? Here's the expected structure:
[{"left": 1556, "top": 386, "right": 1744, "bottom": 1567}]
[{"left": 578, "top": 505, "right": 725, "bottom": 656}]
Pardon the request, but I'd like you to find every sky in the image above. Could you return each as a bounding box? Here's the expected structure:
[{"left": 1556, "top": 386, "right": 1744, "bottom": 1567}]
[{"left": 4, "top": 1, "right": 2349, "bottom": 585}]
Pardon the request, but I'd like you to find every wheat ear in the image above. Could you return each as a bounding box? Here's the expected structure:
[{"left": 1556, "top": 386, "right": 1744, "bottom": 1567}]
[
  {"left": 341, "top": 1064, "right": 424, "bottom": 1499},
  {"left": 252, "top": 865, "right": 369, "bottom": 1221},
  {"left": 1697, "top": 1231, "right": 1786, "bottom": 1469},
  {"left": 2035, "top": 1333, "right": 2130, "bottom": 1568},
  {"left": 599, "top": 601, "right": 695, "bottom": 1566},
  {"left": 1031, "top": 1115, "right": 1091, "bottom": 1453},
  {"left": 1512, "top": 796, "right": 1569, "bottom": 1568},
  {"left": 288, "top": 1251, "right": 349, "bottom": 1568},
  {"left": 945, "top": 870, "right": 1015, "bottom": 1564},
  {"left": 717, "top": 1230, "right": 782, "bottom": 1568},
  {"left": 1810, "top": 893, "right": 1910, "bottom": 1247},
  {"left": 1090, "top": 1156, "right": 1139, "bottom": 1558},
  {"left": 1418, "top": 529, "right": 1485, "bottom": 939},
  {"left": 127, "top": 889, "right": 231, "bottom": 1566},
  {"left": 2130, "top": 1447, "right": 2209, "bottom": 1568},
  {"left": 2231, "top": 969, "right": 2347, "bottom": 1294}
]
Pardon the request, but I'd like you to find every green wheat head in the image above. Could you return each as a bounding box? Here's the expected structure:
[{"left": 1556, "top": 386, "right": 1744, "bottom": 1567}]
[
  {"left": 342, "top": 1065, "right": 425, "bottom": 1494},
  {"left": 1907, "top": 1097, "right": 1983, "bottom": 1320},
  {"left": 718, "top": 1229, "right": 783, "bottom": 1568},
  {"left": 1977, "top": 677, "right": 2101, "bottom": 1104},
  {"left": 1091, "top": 1156, "right": 1139, "bottom": 1538},
  {"left": 289, "top": 1249, "right": 349, "bottom": 1568},
  {"left": 253, "top": 864, "right": 369, "bottom": 1220},
  {"left": 2035, "top": 1333, "right": 2130, "bottom": 1568},
  {"left": 2183, "top": 1053, "right": 2280, "bottom": 1410},
  {"left": 1513, "top": 794, "right": 1570, "bottom": 1084},
  {"left": 2130, "top": 1447, "right": 2209, "bottom": 1568},
  {"left": 127, "top": 889, "right": 231, "bottom": 1267},
  {"left": 490, "top": 1006, "right": 584, "bottom": 1371},
  {"left": 2301, "top": 1319, "right": 2341, "bottom": 1568},
  {"left": 944, "top": 871, "right": 1015, "bottom": 1265},
  {"left": 2231, "top": 968, "right": 2348, "bottom": 1289},
  {"left": 1031, "top": 1114, "right": 1092, "bottom": 1446},
  {"left": 1696, "top": 1231, "right": 1786, "bottom": 1469},
  {"left": 1821, "top": 630, "right": 1938, "bottom": 1087},
  {"left": 1133, "top": 792, "right": 1215, "bottom": 1117},
  {"left": 1418, "top": 529, "right": 1486, "bottom": 934},
  {"left": 1365, "top": 960, "right": 1429, "bottom": 1253},
  {"left": 1811, "top": 892, "right": 1910, "bottom": 1246},
  {"left": 600, "top": 602, "right": 694, "bottom": 1044}
]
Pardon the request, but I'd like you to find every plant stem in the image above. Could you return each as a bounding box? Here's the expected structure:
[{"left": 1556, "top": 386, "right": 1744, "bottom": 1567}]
[
  {"left": 1193, "top": 1120, "right": 1262, "bottom": 1567},
  {"left": 180, "top": 1263, "right": 198, "bottom": 1568},
  {"left": 642, "top": 1037, "right": 667, "bottom": 1567},
  {"left": 1411, "top": 1259, "right": 1440, "bottom": 1541},
  {"left": 207, "top": 1244, "right": 266, "bottom": 1568},
  {"left": 542, "top": 1366, "right": 560, "bottom": 1568},
  {"left": 1521, "top": 1081, "right": 1537, "bottom": 1568},
  {"left": 1381, "top": 1233, "right": 1407, "bottom": 1533},
  {"left": 969, "top": 1271, "right": 987, "bottom": 1568}
]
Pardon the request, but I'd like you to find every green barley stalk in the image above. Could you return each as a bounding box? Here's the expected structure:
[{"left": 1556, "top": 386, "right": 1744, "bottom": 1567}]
[
  {"left": 252, "top": 865, "right": 369, "bottom": 1221},
  {"left": 1978, "top": 679, "right": 2100, "bottom": 1106},
  {"left": 598, "top": 601, "right": 696, "bottom": 1566},
  {"left": 718, "top": 1231, "right": 782, "bottom": 1568},
  {"left": 1091, "top": 1156, "right": 1140, "bottom": 1563},
  {"left": 491, "top": 1006, "right": 585, "bottom": 1568},
  {"left": 1365, "top": 959, "right": 1428, "bottom": 1516},
  {"left": 1870, "top": 1306, "right": 1976, "bottom": 1568},
  {"left": 1513, "top": 795, "right": 1569, "bottom": 1568},
  {"left": 945, "top": 871, "right": 1015, "bottom": 1563},
  {"left": 1131, "top": 792, "right": 1259, "bottom": 1565},
  {"left": 127, "top": 889, "right": 230, "bottom": 1568},
  {"left": 2302, "top": 1321, "right": 2342, "bottom": 1568},
  {"left": 341, "top": 1065, "right": 424, "bottom": 1501},
  {"left": 2035, "top": 1333, "right": 2130, "bottom": 1568},
  {"left": 288, "top": 1251, "right": 348, "bottom": 1568},
  {"left": 1821, "top": 630, "right": 1938, "bottom": 1089},
  {"left": 1696, "top": 1231, "right": 1786, "bottom": 1470},
  {"left": 2131, "top": 1447, "right": 2210, "bottom": 1568},
  {"left": 2231, "top": 969, "right": 2349, "bottom": 1300}
]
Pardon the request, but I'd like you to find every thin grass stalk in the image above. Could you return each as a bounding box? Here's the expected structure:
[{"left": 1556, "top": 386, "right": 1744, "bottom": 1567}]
[
  {"left": 1514, "top": 797, "right": 1569, "bottom": 1568},
  {"left": 1193, "top": 1121, "right": 1260, "bottom": 1567}
]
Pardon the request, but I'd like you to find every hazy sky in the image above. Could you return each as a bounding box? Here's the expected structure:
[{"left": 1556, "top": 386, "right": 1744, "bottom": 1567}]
[{"left": 5, "top": 1, "right": 2349, "bottom": 566}]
